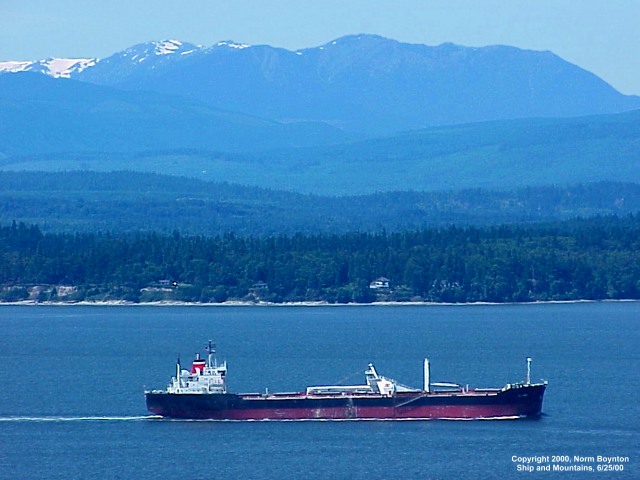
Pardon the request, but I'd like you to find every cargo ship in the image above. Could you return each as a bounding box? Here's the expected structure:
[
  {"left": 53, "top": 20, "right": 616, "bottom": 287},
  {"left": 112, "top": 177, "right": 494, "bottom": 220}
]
[{"left": 145, "top": 342, "right": 547, "bottom": 420}]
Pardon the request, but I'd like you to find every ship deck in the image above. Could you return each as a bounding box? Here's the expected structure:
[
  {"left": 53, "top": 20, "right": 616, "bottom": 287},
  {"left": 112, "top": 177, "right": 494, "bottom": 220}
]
[{"left": 234, "top": 388, "right": 504, "bottom": 401}]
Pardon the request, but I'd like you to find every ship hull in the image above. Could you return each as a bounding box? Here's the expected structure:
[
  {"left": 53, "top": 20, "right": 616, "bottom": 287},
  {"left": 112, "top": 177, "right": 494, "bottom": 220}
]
[{"left": 146, "top": 384, "right": 545, "bottom": 420}]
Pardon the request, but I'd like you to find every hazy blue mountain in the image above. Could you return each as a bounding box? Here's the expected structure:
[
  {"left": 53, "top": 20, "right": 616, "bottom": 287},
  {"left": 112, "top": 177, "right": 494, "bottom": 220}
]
[
  {"left": 0, "top": 72, "right": 349, "bottom": 157},
  {"left": 3, "top": 109, "right": 636, "bottom": 194},
  {"left": 73, "top": 34, "right": 640, "bottom": 133}
]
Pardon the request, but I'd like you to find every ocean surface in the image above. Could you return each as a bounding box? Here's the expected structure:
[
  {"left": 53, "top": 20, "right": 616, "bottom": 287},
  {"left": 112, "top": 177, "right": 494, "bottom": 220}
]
[{"left": 0, "top": 303, "right": 637, "bottom": 479}]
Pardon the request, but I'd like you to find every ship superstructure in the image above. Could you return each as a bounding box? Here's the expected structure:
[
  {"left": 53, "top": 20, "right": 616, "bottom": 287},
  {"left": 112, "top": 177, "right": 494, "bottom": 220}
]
[{"left": 165, "top": 342, "right": 227, "bottom": 395}]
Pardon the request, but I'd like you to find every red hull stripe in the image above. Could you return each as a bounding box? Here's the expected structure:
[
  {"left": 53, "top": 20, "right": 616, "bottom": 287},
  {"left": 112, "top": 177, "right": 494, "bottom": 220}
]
[{"left": 149, "top": 404, "right": 530, "bottom": 420}]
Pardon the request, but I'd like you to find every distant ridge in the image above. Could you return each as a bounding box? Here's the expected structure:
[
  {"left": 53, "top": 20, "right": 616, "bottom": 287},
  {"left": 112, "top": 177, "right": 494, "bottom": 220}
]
[
  {"left": 0, "top": 72, "right": 350, "bottom": 157},
  {"left": 2, "top": 103, "right": 637, "bottom": 194}
]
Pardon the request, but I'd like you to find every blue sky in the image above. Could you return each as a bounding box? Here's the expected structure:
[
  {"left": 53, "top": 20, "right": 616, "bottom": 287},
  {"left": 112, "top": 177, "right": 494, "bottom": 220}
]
[{"left": 2, "top": 0, "right": 639, "bottom": 94}]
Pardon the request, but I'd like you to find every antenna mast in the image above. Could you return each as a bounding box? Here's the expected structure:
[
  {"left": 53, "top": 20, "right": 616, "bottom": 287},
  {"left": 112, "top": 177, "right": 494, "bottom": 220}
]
[{"left": 206, "top": 340, "right": 217, "bottom": 367}]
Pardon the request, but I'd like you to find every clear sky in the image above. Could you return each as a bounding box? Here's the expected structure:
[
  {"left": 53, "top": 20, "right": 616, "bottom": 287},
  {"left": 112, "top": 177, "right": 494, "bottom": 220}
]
[{"left": 2, "top": 0, "right": 639, "bottom": 94}]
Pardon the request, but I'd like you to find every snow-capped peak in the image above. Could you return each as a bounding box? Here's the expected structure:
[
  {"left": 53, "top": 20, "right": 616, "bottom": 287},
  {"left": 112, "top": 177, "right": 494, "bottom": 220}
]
[{"left": 108, "top": 40, "right": 201, "bottom": 64}]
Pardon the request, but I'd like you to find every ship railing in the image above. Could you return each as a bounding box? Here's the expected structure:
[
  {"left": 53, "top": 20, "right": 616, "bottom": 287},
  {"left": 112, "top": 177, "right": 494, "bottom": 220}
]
[
  {"left": 430, "top": 382, "right": 462, "bottom": 390},
  {"left": 305, "top": 385, "right": 374, "bottom": 396},
  {"left": 502, "top": 380, "right": 547, "bottom": 391}
]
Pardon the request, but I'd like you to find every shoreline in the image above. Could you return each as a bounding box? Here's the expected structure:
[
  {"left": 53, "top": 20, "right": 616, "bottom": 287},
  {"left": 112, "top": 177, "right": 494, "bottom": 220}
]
[{"left": 1, "top": 299, "right": 638, "bottom": 307}]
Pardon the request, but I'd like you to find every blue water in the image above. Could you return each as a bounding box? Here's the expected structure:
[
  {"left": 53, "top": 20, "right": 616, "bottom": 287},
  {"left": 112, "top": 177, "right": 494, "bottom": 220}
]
[{"left": 0, "top": 303, "right": 638, "bottom": 479}]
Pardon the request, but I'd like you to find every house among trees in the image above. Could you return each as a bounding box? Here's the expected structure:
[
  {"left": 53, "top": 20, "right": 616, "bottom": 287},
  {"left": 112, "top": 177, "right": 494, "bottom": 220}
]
[
  {"left": 249, "top": 282, "right": 269, "bottom": 298},
  {"left": 369, "top": 277, "right": 390, "bottom": 290}
]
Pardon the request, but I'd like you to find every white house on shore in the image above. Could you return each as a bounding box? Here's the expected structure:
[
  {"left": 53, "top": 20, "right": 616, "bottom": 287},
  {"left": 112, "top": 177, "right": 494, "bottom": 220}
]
[{"left": 369, "top": 277, "right": 390, "bottom": 290}]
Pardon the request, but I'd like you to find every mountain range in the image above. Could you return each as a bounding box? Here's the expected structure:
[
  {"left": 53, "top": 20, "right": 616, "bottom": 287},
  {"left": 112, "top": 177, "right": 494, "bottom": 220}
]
[
  {"left": 2, "top": 34, "right": 639, "bottom": 134},
  {"left": 0, "top": 34, "right": 639, "bottom": 196}
]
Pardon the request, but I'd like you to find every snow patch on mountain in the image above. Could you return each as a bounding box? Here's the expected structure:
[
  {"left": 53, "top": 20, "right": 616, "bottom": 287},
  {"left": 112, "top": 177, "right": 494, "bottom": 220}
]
[
  {"left": 0, "top": 58, "right": 96, "bottom": 77},
  {"left": 120, "top": 40, "right": 199, "bottom": 60},
  {"left": 215, "top": 41, "right": 250, "bottom": 49},
  {"left": 45, "top": 58, "right": 97, "bottom": 77},
  {"left": 0, "top": 61, "right": 32, "bottom": 73},
  {"left": 155, "top": 39, "right": 184, "bottom": 55}
]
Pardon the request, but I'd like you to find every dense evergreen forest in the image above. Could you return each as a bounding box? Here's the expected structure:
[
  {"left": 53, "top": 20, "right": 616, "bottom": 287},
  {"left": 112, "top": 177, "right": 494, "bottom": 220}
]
[{"left": 2, "top": 216, "right": 639, "bottom": 304}]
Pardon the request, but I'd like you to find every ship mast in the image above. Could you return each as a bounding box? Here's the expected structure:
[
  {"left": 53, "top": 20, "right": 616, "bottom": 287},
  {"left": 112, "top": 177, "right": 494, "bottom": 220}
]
[
  {"left": 175, "top": 356, "right": 181, "bottom": 389},
  {"left": 206, "top": 340, "right": 217, "bottom": 368},
  {"left": 423, "top": 358, "right": 430, "bottom": 393}
]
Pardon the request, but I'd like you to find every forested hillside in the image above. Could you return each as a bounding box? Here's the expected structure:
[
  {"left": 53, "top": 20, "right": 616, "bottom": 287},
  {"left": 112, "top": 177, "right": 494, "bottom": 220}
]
[
  {"left": 3, "top": 109, "right": 638, "bottom": 194},
  {"left": 1, "top": 171, "right": 639, "bottom": 235},
  {"left": 2, "top": 217, "right": 639, "bottom": 304}
]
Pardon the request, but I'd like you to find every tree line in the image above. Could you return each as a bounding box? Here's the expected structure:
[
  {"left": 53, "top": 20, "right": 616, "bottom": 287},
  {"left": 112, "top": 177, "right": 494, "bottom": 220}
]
[{"left": 1, "top": 216, "right": 639, "bottom": 303}]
